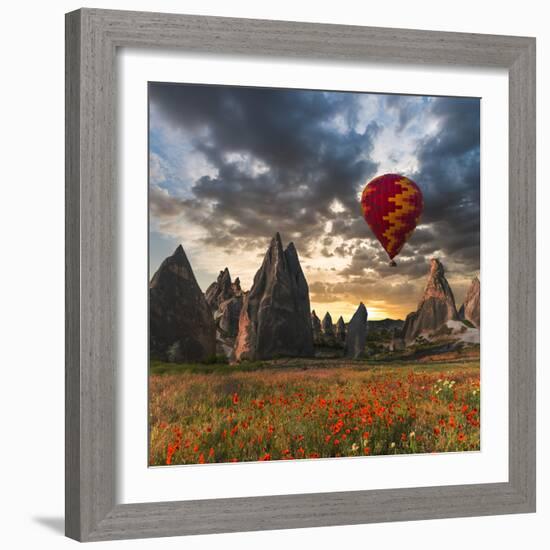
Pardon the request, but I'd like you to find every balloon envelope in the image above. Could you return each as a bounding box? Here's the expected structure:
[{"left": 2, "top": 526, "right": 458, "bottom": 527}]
[{"left": 360, "top": 173, "right": 423, "bottom": 260}]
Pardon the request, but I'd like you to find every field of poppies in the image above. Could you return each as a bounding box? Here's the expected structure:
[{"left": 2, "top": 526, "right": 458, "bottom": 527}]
[{"left": 149, "top": 359, "right": 480, "bottom": 466}]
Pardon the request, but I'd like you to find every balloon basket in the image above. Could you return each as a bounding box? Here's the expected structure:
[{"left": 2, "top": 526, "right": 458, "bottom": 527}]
[{"left": 389, "top": 260, "right": 397, "bottom": 267}]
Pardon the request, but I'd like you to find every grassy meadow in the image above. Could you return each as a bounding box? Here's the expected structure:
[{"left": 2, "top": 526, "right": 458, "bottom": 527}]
[{"left": 149, "top": 356, "right": 480, "bottom": 466}]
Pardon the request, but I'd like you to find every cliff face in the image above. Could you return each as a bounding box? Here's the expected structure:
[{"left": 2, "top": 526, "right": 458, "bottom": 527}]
[
  {"left": 459, "top": 276, "right": 480, "bottom": 328},
  {"left": 234, "top": 233, "right": 314, "bottom": 361},
  {"left": 205, "top": 268, "right": 244, "bottom": 358},
  {"left": 402, "top": 258, "right": 459, "bottom": 342},
  {"left": 205, "top": 268, "right": 235, "bottom": 311},
  {"left": 149, "top": 245, "right": 216, "bottom": 362}
]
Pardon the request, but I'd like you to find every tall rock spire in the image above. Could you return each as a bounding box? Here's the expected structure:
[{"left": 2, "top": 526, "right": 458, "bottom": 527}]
[
  {"left": 149, "top": 245, "right": 216, "bottom": 362},
  {"left": 205, "top": 267, "right": 235, "bottom": 311},
  {"left": 402, "top": 258, "right": 459, "bottom": 342},
  {"left": 335, "top": 316, "right": 347, "bottom": 342},
  {"left": 345, "top": 303, "right": 368, "bottom": 359},
  {"left": 321, "top": 312, "right": 334, "bottom": 337},
  {"left": 234, "top": 233, "right": 314, "bottom": 360}
]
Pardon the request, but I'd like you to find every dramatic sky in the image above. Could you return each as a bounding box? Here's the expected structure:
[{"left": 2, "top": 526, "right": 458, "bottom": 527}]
[{"left": 149, "top": 83, "right": 480, "bottom": 321}]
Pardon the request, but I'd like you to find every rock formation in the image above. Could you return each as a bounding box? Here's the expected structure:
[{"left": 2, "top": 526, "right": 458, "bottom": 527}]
[
  {"left": 149, "top": 245, "right": 216, "bottom": 362},
  {"left": 335, "top": 316, "right": 346, "bottom": 342},
  {"left": 205, "top": 268, "right": 244, "bottom": 358},
  {"left": 402, "top": 258, "right": 459, "bottom": 343},
  {"left": 311, "top": 310, "right": 322, "bottom": 344},
  {"left": 232, "top": 277, "right": 242, "bottom": 295},
  {"left": 459, "top": 276, "right": 480, "bottom": 328},
  {"left": 205, "top": 268, "right": 234, "bottom": 311},
  {"left": 234, "top": 233, "right": 314, "bottom": 360},
  {"left": 322, "top": 312, "right": 334, "bottom": 337},
  {"left": 214, "top": 295, "right": 243, "bottom": 340},
  {"left": 345, "top": 303, "right": 368, "bottom": 359}
]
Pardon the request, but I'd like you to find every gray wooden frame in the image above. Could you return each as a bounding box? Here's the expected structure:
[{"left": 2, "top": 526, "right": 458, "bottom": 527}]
[{"left": 65, "top": 8, "right": 536, "bottom": 542}]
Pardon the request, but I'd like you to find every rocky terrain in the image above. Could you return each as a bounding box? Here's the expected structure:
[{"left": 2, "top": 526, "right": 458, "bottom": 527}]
[
  {"left": 402, "top": 258, "right": 459, "bottom": 343},
  {"left": 311, "top": 310, "right": 322, "bottom": 344},
  {"left": 234, "top": 233, "right": 314, "bottom": 361},
  {"left": 150, "top": 239, "right": 479, "bottom": 363},
  {"left": 459, "top": 276, "right": 480, "bottom": 328},
  {"left": 149, "top": 245, "right": 216, "bottom": 362},
  {"left": 205, "top": 268, "right": 244, "bottom": 358},
  {"left": 335, "top": 316, "right": 346, "bottom": 342},
  {"left": 344, "top": 303, "right": 368, "bottom": 359}
]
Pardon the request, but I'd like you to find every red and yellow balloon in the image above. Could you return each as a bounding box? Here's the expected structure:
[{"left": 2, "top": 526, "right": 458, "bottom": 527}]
[{"left": 360, "top": 173, "right": 423, "bottom": 266}]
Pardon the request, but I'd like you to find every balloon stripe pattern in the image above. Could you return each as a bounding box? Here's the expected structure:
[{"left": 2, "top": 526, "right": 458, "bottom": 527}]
[{"left": 360, "top": 174, "right": 423, "bottom": 260}]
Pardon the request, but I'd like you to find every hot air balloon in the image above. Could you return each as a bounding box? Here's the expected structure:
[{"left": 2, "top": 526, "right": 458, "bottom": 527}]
[{"left": 360, "top": 173, "right": 423, "bottom": 266}]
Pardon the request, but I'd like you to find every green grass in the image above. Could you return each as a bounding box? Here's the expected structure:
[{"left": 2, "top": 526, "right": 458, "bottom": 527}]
[
  {"left": 149, "top": 360, "right": 480, "bottom": 465},
  {"left": 150, "top": 359, "right": 268, "bottom": 376}
]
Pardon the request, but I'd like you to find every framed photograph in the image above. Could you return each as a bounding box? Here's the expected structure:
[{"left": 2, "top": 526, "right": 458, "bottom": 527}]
[{"left": 65, "top": 8, "right": 536, "bottom": 541}]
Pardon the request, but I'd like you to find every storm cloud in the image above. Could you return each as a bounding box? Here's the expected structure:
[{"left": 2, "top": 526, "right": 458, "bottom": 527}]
[{"left": 149, "top": 83, "right": 480, "bottom": 319}]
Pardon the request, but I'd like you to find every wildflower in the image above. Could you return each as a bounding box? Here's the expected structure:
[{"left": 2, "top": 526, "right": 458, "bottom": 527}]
[
  {"left": 198, "top": 453, "right": 205, "bottom": 464},
  {"left": 259, "top": 453, "right": 271, "bottom": 461},
  {"left": 232, "top": 393, "right": 239, "bottom": 405},
  {"left": 390, "top": 442, "right": 396, "bottom": 448},
  {"left": 409, "top": 431, "right": 415, "bottom": 438},
  {"left": 166, "top": 444, "right": 175, "bottom": 465},
  {"left": 352, "top": 443, "right": 359, "bottom": 452},
  {"left": 458, "top": 432, "right": 466, "bottom": 442},
  {"left": 433, "top": 427, "right": 441, "bottom": 436}
]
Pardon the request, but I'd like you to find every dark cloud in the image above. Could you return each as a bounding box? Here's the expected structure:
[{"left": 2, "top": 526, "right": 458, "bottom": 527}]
[
  {"left": 149, "top": 83, "right": 480, "bottom": 310},
  {"left": 150, "top": 83, "right": 380, "bottom": 254},
  {"left": 411, "top": 97, "right": 480, "bottom": 266}
]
